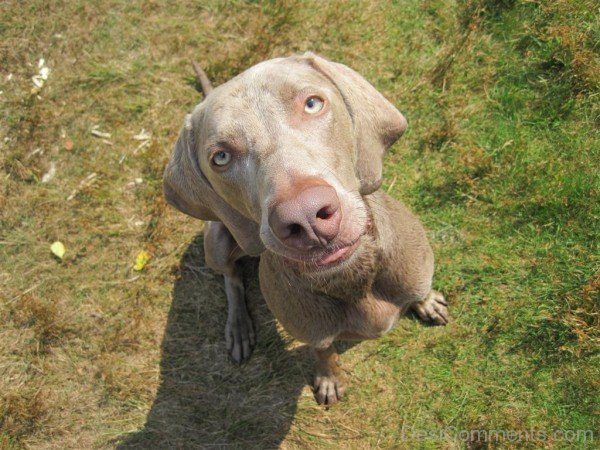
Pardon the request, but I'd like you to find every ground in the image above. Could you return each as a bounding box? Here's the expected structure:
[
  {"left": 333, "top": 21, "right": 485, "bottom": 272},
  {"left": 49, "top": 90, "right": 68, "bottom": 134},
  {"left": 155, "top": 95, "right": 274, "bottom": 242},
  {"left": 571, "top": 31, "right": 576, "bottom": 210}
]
[{"left": 0, "top": 0, "right": 598, "bottom": 448}]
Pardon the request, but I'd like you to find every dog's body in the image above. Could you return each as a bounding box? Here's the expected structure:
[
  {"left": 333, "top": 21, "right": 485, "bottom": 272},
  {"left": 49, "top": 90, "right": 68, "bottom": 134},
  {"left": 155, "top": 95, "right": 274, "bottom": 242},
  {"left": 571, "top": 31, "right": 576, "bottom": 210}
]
[{"left": 164, "top": 53, "right": 448, "bottom": 405}]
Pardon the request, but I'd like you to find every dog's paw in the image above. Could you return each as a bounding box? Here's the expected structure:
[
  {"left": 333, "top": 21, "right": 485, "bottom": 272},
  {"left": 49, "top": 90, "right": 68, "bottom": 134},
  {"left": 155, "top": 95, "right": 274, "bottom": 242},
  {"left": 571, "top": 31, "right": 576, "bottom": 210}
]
[
  {"left": 412, "top": 290, "right": 449, "bottom": 326},
  {"left": 313, "top": 374, "right": 345, "bottom": 406},
  {"left": 225, "top": 308, "right": 255, "bottom": 364}
]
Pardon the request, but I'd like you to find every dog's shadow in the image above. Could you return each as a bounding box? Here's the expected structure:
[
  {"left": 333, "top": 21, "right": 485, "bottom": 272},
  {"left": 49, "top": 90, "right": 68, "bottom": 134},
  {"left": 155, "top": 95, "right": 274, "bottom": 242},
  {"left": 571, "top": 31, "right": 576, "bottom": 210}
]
[{"left": 118, "top": 234, "right": 310, "bottom": 448}]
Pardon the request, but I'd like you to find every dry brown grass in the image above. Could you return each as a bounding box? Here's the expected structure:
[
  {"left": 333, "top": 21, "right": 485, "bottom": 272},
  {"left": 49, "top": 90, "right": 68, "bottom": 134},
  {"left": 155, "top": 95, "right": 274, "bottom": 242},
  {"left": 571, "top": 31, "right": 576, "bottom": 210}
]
[{"left": 0, "top": 2, "right": 403, "bottom": 447}]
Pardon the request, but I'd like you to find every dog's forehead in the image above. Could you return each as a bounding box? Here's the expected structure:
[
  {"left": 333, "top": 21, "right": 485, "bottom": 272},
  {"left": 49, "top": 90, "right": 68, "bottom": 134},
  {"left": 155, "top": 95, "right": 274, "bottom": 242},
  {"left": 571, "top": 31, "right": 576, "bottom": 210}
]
[
  {"left": 209, "top": 58, "right": 325, "bottom": 110},
  {"left": 198, "top": 57, "right": 329, "bottom": 142},
  {"left": 240, "top": 57, "right": 320, "bottom": 85}
]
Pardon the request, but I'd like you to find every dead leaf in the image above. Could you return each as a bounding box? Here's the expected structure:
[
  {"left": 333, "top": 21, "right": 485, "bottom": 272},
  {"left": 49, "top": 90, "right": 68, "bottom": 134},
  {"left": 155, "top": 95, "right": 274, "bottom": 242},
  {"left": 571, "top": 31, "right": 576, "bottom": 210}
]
[
  {"left": 50, "top": 241, "right": 65, "bottom": 259},
  {"left": 133, "top": 250, "right": 150, "bottom": 271},
  {"left": 41, "top": 162, "right": 56, "bottom": 183},
  {"left": 133, "top": 129, "right": 151, "bottom": 141},
  {"left": 31, "top": 58, "right": 50, "bottom": 91},
  {"left": 91, "top": 125, "right": 111, "bottom": 139}
]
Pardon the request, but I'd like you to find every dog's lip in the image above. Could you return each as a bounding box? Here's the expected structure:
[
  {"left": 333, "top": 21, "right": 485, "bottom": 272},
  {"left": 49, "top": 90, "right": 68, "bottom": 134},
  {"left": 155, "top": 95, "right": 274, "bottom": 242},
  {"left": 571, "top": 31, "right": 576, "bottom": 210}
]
[
  {"left": 314, "top": 238, "right": 361, "bottom": 266},
  {"left": 280, "top": 236, "right": 362, "bottom": 269}
]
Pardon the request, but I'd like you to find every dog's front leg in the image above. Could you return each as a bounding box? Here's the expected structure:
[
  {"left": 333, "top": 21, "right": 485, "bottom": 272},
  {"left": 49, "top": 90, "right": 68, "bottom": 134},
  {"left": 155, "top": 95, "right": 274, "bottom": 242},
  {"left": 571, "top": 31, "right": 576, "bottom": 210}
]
[
  {"left": 204, "top": 221, "right": 255, "bottom": 363},
  {"left": 223, "top": 271, "right": 255, "bottom": 363},
  {"left": 313, "top": 344, "right": 345, "bottom": 406}
]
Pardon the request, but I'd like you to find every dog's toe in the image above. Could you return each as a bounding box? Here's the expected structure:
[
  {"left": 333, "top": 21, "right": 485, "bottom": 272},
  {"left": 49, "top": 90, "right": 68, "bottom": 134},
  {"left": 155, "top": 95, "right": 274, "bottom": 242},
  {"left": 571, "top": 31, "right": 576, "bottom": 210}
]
[
  {"left": 412, "top": 290, "right": 449, "bottom": 326},
  {"left": 313, "top": 375, "right": 345, "bottom": 406}
]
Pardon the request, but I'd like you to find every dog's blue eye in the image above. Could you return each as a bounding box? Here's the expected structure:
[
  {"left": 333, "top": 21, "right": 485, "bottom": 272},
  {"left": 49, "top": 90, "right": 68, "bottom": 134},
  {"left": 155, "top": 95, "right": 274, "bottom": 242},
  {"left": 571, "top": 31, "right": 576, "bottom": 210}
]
[
  {"left": 212, "top": 150, "right": 232, "bottom": 167},
  {"left": 304, "top": 96, "right": 324, "bottom": 114}
]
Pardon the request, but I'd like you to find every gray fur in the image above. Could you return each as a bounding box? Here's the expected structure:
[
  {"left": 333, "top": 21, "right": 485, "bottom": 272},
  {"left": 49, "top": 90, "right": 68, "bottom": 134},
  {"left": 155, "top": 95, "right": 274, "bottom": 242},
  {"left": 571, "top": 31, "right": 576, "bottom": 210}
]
[{"left": 164, "top": 53, "right": 448, "bottom": 405}]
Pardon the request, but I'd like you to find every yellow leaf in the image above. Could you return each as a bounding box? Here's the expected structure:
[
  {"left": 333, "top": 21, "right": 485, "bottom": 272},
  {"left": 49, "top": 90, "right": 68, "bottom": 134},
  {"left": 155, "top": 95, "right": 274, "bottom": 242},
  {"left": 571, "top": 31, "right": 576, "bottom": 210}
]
[
  {"left": 133, "top": 250, "right": 150, "bottom": 271},
  {"left": 50, "top": 241, "right": 65, "bottom": 259}
]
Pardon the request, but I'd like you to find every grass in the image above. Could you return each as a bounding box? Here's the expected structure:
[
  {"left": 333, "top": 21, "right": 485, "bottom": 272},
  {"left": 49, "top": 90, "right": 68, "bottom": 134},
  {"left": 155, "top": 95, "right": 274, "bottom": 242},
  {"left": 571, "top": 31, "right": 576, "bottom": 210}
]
[{"left": 0, "top": 0, "right": 598, "bottom": 448}]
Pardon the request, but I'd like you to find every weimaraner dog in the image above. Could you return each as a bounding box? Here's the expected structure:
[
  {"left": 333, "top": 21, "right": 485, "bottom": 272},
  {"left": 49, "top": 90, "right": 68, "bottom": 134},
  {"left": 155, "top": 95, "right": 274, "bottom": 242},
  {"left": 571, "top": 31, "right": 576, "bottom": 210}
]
[{"left": 164, "top": 53, "right": 448, "bottom": 405}]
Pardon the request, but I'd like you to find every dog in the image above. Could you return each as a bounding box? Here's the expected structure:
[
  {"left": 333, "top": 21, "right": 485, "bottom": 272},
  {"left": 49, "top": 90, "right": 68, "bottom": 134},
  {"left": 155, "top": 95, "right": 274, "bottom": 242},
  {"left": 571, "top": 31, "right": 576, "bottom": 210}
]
[{"left": 163, "top": 53, "right": 448, "bottom": 405}]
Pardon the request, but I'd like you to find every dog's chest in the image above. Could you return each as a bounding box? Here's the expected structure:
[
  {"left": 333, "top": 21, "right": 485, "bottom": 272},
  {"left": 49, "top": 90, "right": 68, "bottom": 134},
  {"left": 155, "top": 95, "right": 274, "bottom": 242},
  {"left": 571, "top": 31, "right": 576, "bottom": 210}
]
[{"left": 259, "top": 252, "right": 401, "bottom": 345}]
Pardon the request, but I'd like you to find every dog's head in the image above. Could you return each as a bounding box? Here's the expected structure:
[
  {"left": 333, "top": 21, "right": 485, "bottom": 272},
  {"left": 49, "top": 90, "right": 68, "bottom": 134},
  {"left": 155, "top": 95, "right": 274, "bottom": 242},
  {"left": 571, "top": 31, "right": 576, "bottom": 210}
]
[{"left": 164, "top": 53, "right": 407, "bottom": 270}]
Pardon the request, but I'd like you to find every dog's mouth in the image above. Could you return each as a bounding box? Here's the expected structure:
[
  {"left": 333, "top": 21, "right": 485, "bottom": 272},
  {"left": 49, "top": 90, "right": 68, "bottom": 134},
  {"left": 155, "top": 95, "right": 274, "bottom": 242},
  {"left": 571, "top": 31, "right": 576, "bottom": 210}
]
[
  {"left": 315, "top": 238, "right": 361, "bottom": 266},
  {"left": 280, "top": 236, "right": 362, "bottom": 271}
]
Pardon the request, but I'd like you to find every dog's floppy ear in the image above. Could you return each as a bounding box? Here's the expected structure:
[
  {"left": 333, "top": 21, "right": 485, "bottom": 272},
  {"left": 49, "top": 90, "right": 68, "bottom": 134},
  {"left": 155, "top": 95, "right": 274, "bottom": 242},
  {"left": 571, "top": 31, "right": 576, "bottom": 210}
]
[
  {"left": 305, "top": 53, "right": 407, "bottom": 195},
  {"left": 163, "top": 114, "right": 265, "bottom": 256}
]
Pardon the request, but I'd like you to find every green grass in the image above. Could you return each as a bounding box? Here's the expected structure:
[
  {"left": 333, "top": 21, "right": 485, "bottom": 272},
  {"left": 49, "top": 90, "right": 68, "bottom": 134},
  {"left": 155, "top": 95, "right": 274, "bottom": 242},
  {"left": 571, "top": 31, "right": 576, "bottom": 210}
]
[{"left": 1, "top": 0, "right": 598, "bottom": 448}]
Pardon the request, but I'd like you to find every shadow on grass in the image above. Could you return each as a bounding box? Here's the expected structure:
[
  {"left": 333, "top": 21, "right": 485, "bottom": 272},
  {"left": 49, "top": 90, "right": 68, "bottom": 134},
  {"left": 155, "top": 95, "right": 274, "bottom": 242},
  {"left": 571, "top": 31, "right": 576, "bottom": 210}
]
[{"left": 117, "top": 233, "right": 308, "bottom": 448}]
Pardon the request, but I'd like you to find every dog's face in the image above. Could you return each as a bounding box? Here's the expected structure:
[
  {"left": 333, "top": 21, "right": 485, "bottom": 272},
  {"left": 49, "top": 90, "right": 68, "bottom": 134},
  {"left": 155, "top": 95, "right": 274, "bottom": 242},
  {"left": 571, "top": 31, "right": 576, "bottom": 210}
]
[{"left": 164, "top": 53, "right": 407, "bottom": 270}]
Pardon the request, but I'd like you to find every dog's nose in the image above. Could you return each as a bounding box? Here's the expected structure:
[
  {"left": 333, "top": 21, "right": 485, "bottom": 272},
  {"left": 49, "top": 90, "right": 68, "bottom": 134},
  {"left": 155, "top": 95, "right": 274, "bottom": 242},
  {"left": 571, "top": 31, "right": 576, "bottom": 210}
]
[{"left": 269, "top": 185, "right": 341, "bottom": 249}]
